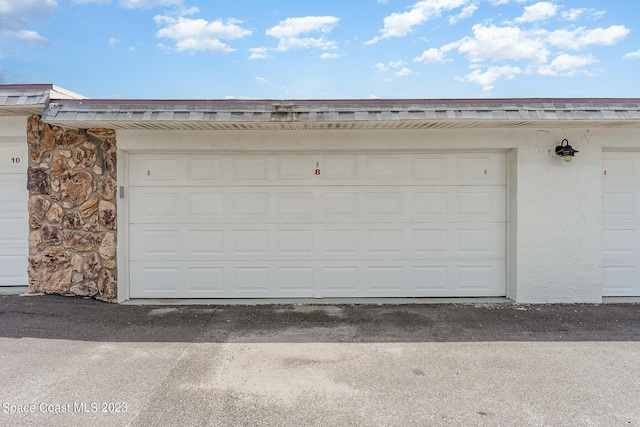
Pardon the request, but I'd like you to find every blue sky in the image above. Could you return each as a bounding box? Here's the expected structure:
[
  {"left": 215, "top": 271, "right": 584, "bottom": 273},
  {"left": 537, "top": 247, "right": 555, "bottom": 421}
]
[{"left": 1, "top": 0, "right": 639, "bottom": 99}]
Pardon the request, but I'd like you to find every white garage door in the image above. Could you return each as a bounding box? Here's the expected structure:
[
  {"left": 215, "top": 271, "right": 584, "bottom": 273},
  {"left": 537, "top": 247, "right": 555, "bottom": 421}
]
[
  {"left": 0, "top": 141, "right": 28, "bottom": 290},
  {"left": 603, "top": 152, "right": 640, "bottom": 296},
  {"left": 129, "top": 153, "right": 506, "bottom": 299}
]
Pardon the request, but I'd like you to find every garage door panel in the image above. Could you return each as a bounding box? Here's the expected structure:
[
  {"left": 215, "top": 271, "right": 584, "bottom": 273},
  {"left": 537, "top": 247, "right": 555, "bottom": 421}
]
[
  {"left": 413, "top": 187, "right": 506, "bottom": 221},
  {"left": 188, "top": 157, "right": 223, "bottom": 180},
  {"left": 278, "top": 267, "right": 314, "bottom": 292},
  {"left": 277, "top": 192, "right": 314, "bottom": 217},
  {"left": 277, "top": 156, "right": 314, "bottom": 180},
  {"left": 413, "top": 266, "right": 448, "bottom": 292},
  {"left": 320, "top": 191, "right": 359, "bottom": 217},
  {"left": 130, "top": 152, "right": 506, "bottom": 298},
  {"left": 233, "top": 156, "right": 268, "bottom": 180},
  {"left": 603, "top": 228, "right": 636, "bottom": 254},
  {"left": 189, "top": 267, "right": 225, "bottom": 293},
  {"left": 412, "top": 155, "right": 448, "bottom": 182},
  {"left": 131, "top": 222, "right": 503, "bottom": 261},
  {"left": 0, "top": 218, "right": 29, "bottom": 250},
  {"left": 603, "top": 152, "right": 640, "bottom": 296},
  {"left": 0, "top": 144, "right": 27, "bottom": 175},
  {"left": 321, "top": 156, "right": 358, "bottom": 180},
  {"left": 602, "top": 190, "right": 640, "bottom": 219},
  {"left": 188, "top": 192, "right": 223, "bottom": 217},
  {"left": 367, "top": 192, "right": 403, "bottom": 216},
  {"left": 367, "top": 155, "right": 404, "bottom": 180},
  {"left": 603, "top": 154, "right": 640, "bottom": 184},
  {"left": 0, "top": 141, "right": 28, "bottom": 289},
  {"left": 603, "top": 264, "right": 637, "bottom": 296},
  {"left": 130, "top": 262, "right": 181, "bottom": 297},
  {"left": 0, "top": 256, "right": 28, "bottom": 286},
  {"left": 459, "top": 153, "right": 506, "bottom": 184},
  {"left": 367, "top": 229, "right": 404, "bottom": 254},
  {"left": 367, "top": 266, "right": 404, "bottom": 292},
  {"left": 233, "top": 192, "right": 269, "bottom": 217},
  {"left": 322, "top": 229, "right": 359, "bottom": 255}
]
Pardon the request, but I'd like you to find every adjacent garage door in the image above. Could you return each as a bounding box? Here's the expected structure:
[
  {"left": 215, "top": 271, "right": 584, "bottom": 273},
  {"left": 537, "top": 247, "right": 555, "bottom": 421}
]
[
  {"left": 0, "top": 141, "right": 28, "bottom": 290},
  {"left": 603, "top": 152, "right": 640, "bottom": 296},
  {"left": 129, "top": 153, "right": 506, "bottom": 298}
]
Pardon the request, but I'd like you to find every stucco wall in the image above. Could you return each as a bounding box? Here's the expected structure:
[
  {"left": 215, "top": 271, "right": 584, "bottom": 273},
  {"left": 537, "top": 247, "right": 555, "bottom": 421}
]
[
  {"left": 26, "top": 116, "right": 117, "bottom": 301},
  {"left": 116, "top": 127, "right": 640, "bottom": 303}
]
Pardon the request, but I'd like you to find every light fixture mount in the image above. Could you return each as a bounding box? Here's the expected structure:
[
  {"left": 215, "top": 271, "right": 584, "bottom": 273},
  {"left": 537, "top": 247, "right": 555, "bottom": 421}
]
[{"left": 555, "top": 139, "right": 578, "bottom": 162}]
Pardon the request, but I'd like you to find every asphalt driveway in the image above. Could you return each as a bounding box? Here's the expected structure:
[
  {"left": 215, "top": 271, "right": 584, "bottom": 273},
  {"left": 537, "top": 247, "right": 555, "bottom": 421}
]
[{"left": 0, "top": 295, "right": 639, "bottom": 426}]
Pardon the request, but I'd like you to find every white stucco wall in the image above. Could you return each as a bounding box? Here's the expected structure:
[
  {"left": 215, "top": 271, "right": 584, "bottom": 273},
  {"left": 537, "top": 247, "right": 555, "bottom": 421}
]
[{"left": 116, "top": 126, "right": 640, "bottom": 303}]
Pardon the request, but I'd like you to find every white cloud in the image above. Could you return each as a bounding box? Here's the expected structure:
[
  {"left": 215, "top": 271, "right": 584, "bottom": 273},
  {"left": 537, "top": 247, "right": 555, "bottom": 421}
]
[
  {"left": 374, "top": 61, "right": 413, "bottom": 78},
  {"left": 275, "top": 37, "right": 337, "bottom": 52},
  {"left": 405, "top": 4, "right": 628, "bottom": 91},
  {"left": 561, "top": 8, "right": 584, "bottom": 21},
  {"left": 72, "top": 0, "right": 184, "bottom": 6},
  {"left": 248, "top": 47, "right": 271, "bottom": 60},
  {"left": 413, "top": 47, "right": 449, "bottom": 63},
  {"left": 154, "top": 16, "right": 251, "bottom": 53},
  {"left": 457, "top": 24, "right": 550, "bottom": 64},
  {"left": 0, "top": 0, "right": 58, "bottom": 18},
  {"left": 624, "top": 50, "right": 640, "bottom": 59},
  {"left": 119, "top": 0, "right": 183, "bottom": 8},
  {"left": 266, "top": 16, "right": 339, "bottom": 52},
  {"left": 0, "top": 0, "right": 56, "bottom": 44},
  {"left": 108, "top": 37, "right": 120, "bottom": 48},
  {"left": 256, "top": 77, "right": 266, "bottom": 84},
  {"left": 366, "top": 0, "right": 471, "bottom": 44},
  {"left": 457, "top": 65, "right": 522, "bottom": 91},
  {"left": 561, "top": 8, "right": 605, "bottom": 21},
  {"left": 449, "top": 4, "right": 477, "bottom": 25},
  {"left": 71, "top": 0, "right": 111, "bottom": 4},
  {"left": 537, "top": 53, "right": 597, "bottom": 76},
  {"left": 514, "top": 2, "right": 558, "bottom": 23},
  {"left": 320, "top": 52, "right": 341, "bottom": 59},
  {"left": 374, "top": 62, "right": 389, "bottom": 72},
  {"left": 5, "top": 29, "right": 48, "bottom": 44},
  {"left": 547, "top": 25, "right": 630, "bottom": 50}
]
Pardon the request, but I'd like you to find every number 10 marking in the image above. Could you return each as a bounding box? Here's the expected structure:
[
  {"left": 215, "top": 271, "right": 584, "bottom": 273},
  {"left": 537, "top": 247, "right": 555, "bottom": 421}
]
[{"left": 11, "top": 157, "right": 20, "bottom": 164}]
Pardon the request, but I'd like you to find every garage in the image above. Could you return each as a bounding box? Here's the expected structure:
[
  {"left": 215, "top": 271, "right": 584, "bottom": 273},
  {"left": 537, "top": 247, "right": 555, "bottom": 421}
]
[
  {"left": 603, "top": 151, "right": 640, "bottom": 296},
  {"left": 0, "top": 140, "right": 28, "bottom": 290},
  {"left": 128, "top": 152, "right": 506, "bottom": 299}
]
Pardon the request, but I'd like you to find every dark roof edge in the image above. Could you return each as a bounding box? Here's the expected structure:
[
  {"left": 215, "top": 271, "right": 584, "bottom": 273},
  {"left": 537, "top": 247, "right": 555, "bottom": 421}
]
[{"left": 48, "top": 97, "right": 640, "bottom": 107}]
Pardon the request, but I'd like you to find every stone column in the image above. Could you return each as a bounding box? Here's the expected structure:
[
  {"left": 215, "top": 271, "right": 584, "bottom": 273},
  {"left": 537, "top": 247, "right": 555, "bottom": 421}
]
[{"left": 26, "top": 115, "right": 118, "bottom": 302}]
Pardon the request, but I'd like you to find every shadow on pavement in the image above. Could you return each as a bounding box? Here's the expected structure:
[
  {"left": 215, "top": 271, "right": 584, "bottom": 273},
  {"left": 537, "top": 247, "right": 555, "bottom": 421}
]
[{"left": 1, "top": 294, "right": 639, "bottom": 343}]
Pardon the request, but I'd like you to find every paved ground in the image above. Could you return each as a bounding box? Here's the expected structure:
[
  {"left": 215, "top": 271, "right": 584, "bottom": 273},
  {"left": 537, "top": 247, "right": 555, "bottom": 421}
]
[{"left": 0, "top": 295, "right": 639, "bottom": 426}]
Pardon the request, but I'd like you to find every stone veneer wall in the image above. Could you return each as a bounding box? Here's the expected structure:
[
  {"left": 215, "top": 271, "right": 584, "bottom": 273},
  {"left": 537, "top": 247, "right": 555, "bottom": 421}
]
[{"left": 26, "top": 115, "right": 117, "bottom": 302}]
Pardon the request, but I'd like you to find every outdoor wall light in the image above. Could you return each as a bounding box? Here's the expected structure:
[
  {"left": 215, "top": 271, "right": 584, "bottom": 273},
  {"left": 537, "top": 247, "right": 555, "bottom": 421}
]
[{"left": 555, "top": 139, "right": 579, "bottom": 162}]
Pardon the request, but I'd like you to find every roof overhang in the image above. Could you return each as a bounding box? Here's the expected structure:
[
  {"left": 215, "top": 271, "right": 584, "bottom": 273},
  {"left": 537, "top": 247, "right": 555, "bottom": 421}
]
[
  {"left": 0, "top": 84, "right": 85, "bottom": 117},
  {"left": 42, "top": 98, "right": 640, "bottom": 131}
]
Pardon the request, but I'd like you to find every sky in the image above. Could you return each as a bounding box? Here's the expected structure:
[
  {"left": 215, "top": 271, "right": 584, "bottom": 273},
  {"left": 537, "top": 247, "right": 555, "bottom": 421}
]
[{"left": 0, "top": 0, "right": 639, "bottom": 99}]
